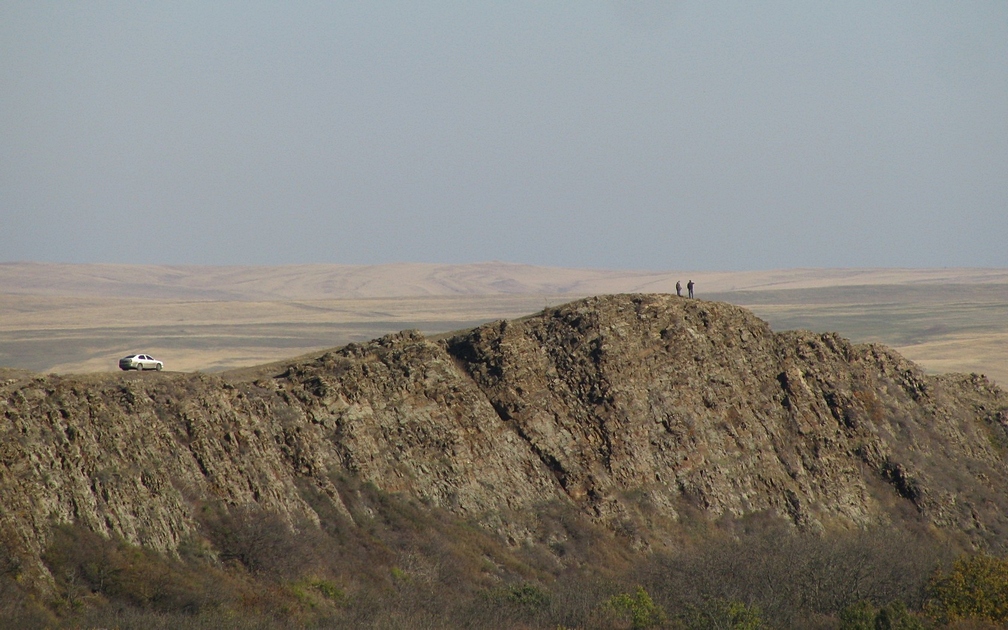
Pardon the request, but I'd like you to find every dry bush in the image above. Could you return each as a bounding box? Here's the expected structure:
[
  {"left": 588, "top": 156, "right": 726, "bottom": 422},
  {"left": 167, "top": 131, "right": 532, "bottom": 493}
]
[
  {"left": 8, "top": 478, "right": 982, "bottom": 629},
  {"left": 35, "top": 522, "right": 331, "bottom": 628},
  {"left": 199, "top": 502, "right": 307, "bottom": 579},
  {"left": 41, "top": 523, "right": 235, "bottom": 614},
  {"left": 633, "top": 517, "right": 948, "bottom": 629}
]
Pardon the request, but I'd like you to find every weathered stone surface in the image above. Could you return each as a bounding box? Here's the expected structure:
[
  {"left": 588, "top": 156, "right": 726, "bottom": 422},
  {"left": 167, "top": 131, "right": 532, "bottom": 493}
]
[
  {"left": 2, "top": 294, "right": 1006, "bottom": 583},
  {"left": 447, "top": 295, "right": 1008, "bottom": 538}
]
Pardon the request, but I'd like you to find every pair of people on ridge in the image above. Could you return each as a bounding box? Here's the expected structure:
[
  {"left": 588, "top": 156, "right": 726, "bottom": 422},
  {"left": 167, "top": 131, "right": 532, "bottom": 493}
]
[{"left": 675, "top": 280, "right": 694, "bottom": 299}]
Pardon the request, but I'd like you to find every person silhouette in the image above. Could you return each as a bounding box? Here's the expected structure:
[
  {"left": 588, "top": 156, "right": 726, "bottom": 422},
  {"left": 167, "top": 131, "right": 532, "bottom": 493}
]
[
  {"left": 676, "top": 281, "right": 682, "bottom": 297},
  {"left": 687, "top": 280, "right": 694, "bottom": 299}
]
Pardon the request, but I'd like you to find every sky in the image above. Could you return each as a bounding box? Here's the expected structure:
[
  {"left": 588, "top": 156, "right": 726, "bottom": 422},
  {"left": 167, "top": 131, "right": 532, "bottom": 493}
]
[{"left": 1, "top": 2, "right": 1006, "bottom": 270}]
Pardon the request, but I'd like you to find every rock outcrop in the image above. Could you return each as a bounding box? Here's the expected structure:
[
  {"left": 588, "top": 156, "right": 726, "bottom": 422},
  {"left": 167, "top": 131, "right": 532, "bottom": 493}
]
[{"left": 2, "top": 294, "right": 1007, "bottom": 583}]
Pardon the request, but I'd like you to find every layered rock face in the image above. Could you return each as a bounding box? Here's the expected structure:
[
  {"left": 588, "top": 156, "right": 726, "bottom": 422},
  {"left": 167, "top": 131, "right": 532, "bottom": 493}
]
[
  {"left": 2, "top": 294, "right": 1006, "bottom": 579},
  {"left": 447, "top": 296, "right": 1008, "bottom": 536}
]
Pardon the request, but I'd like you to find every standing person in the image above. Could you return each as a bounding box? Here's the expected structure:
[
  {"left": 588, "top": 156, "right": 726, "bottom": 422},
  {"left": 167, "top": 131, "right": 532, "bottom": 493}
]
[
  {"left": 676, "top": 281, "right": 682, "bottom": 297},
  {"left": 687, "top": 280, "right": 694, "bottom": 299}
]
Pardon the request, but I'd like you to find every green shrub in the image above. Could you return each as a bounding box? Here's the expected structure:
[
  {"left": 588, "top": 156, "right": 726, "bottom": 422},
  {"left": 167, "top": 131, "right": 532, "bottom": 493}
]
[
  {"left": 681, "top": 598, "right": 762, "bottom": 630},
  {"left": 840, "top": 600, "right": 877, "bottom": 630},
  {"left": 311, "top": 578, "right": 345, "bottom": 603},
  {"left": 874, "top": 600, "right": 923, "bottom": 630},
  {"left": 390, "top": 566, "right": 409, "bottom": 582},
  {"left": 926, "top": 554, "right": 1008, "bottom": 623},
  {"left": 505, "top": 581, "right": 551, "bottom": 610},
  {"left": 604, "top": 586, "right": 667, "bottom": 629},
  {"left": 841, "top": 600, "right": 923, "bottom": 630}
]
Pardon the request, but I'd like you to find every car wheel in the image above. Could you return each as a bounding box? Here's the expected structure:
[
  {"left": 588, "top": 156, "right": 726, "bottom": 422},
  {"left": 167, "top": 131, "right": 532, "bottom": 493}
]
[
  {"left": 156, "top": 363, "right": 162, "bottom": 371},
  {"left": 136, "top": 364, "right": 144, "bottom": 371}
]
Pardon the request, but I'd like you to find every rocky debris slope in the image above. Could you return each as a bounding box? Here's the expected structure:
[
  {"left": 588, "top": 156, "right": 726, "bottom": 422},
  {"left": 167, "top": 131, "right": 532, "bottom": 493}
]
[{"left": 2, "top": 294, "right": 1006, "bottom": 582}]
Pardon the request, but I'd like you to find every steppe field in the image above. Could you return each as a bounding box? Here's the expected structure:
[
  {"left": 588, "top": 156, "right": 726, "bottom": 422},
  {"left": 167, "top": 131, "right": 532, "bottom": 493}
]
[{"left": 2, "top": 262, "right": 1006, "bottom": 387}]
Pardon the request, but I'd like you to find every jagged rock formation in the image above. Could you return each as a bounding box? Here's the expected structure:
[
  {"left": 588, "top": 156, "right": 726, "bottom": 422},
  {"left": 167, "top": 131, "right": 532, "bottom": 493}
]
[{"left": 2, "top": 294, "right": 1007, "bottom": 583}]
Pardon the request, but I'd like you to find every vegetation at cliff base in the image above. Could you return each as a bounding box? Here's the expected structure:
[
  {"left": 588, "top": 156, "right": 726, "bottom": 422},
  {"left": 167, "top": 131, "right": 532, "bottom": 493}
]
[{"left": 3, "top": 483, "right": 1008, "bottom": 629}]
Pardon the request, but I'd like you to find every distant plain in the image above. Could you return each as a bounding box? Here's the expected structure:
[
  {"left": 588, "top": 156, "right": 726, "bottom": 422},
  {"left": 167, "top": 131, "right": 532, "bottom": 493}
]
[{"left": 1, "top": 263, "right": 1006, "bottom": 387}]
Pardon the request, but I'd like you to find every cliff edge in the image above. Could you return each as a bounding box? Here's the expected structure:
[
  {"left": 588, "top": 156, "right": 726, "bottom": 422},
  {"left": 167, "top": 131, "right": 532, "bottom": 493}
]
[{"left": 2, "top": 294, "right": 1007, "bottom": 585}]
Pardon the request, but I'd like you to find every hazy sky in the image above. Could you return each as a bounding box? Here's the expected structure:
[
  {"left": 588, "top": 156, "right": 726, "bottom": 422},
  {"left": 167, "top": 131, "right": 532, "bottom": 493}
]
[{"left": 2, "top": 2, "right": 1006, "bottom": 270}]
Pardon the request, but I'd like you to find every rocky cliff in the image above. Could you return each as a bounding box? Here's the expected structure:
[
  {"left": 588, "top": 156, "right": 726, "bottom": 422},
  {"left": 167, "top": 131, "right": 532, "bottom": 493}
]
[{"left": 2, "top": 294, "right": 1007, "bottom": 584}]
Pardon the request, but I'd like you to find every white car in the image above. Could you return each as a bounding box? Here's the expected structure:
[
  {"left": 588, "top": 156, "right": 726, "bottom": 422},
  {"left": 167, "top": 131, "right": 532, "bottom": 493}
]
[{"left": 119, "top": 354, "right": 163, "bottom": 371}]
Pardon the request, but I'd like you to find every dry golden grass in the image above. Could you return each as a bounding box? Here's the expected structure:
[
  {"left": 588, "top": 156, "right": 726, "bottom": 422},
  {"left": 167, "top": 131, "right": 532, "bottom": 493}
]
[
  {"left": 3, "top": 262, "right": 1006, "bottom": 299},
  {"left": 1, "top": 263, "right": 1005, "bottom": 386},
  {"left": 0, "top": 292, "right": 565, "bottom": 374}
]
